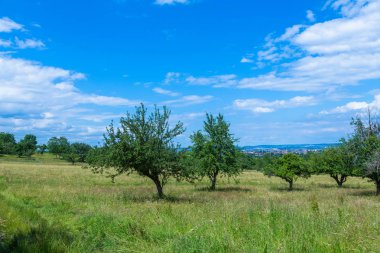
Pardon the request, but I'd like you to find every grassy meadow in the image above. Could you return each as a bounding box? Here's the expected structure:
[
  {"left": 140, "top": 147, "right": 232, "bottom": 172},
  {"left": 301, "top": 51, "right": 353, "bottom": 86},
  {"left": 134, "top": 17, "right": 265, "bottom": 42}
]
[{"left": 0, "top": 154, "right": 379, "bottom": 252}]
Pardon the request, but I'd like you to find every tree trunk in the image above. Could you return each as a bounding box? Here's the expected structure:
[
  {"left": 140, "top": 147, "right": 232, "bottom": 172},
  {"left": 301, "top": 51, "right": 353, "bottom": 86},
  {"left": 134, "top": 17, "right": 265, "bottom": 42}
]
[
  {"left": 331, "top": 175, "right": 346, "bottom": 188},
  {"left": 209, "top": 171, "right": 218, "bottom": 191},
  {"left": 339, "top": 176, "right": 347, "bottom": 188},
  {"left": 288, "top": 180, "right": 293, "bottom": 191},
  {"left": 376, "top": 180, "right": 380, "bottom": 196},
  {"left": 151, "top": 176, "right": 165, "bottom": 199},
  {"left": 332, "top": 175, "right": 341, "bottom": 187}
]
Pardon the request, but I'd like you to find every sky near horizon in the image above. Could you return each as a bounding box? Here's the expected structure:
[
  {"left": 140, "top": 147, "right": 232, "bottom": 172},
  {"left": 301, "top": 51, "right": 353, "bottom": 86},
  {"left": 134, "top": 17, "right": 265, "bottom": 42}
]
[{"left": 0, "top": 0, "right": 379, "bottom": 146}]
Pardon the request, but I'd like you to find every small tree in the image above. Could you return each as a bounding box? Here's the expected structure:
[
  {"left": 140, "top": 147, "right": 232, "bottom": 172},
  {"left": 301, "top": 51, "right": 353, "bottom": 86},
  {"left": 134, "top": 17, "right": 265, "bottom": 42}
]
[
  {"left": 313, "top": 143, "right": 358, "bottom": 187},
  {"left": 63, "top": 143, "right": 92, "bottom": 164},
  {"left": 72, "top": 143, "right": 92, "bottom": 162},
  {"left": 47, "top": 137, "right": 70, "bottom": 158},
  {"left": 190, "top": 113, "right": 239, "bottom": 190},
  {"left": 16, "top": 134, "right": 37, "bottom": 158},
  {"left": 0, "top": 132, "right": 16, "bottom": 155},
  {"left": 37, "top": 144, "right": 48, "bottom": 155},
  {"left": 63, "top": 149, "right": 80, "bottom": 165},
  {"left": 264, "top": 153, "right": 310, "bottom": 190},
  {"left": 364, "top": 151, "right": 380, "bottom": 195},
  {"left": 86, "top": 104, "right": 186, "bottom": 198}
]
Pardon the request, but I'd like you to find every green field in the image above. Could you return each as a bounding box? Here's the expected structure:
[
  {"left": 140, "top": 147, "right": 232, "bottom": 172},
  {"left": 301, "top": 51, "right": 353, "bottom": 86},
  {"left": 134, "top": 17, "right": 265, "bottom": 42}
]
[{"left": 0, "top": 155, "right": 379, "bottom": 252}]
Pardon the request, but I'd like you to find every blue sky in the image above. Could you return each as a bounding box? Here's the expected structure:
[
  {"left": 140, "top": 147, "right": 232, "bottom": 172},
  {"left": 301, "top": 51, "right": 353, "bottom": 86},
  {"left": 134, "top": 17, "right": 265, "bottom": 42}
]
[{"left": 0, "top": 0, "right": 379, "bottom": 146}]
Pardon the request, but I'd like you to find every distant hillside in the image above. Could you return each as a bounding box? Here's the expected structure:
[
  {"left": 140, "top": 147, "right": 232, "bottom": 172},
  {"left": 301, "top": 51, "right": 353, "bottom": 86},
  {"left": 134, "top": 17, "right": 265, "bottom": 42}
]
[{"left": 239, "top": 143, "right": 339, "bottom": 152}]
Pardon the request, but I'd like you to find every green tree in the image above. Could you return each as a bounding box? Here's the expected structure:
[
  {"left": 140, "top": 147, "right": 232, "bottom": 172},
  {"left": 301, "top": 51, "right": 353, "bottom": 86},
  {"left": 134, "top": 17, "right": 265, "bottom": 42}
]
[
  {"left": 37, "top": 144, "right": 48, "bottom": 155},
  {"left": 71, "top": 143, "right": 92, "bottom": 162},
  {"left": 63, "top": 143, "right": 92, "bottom": 164},
  {"left": 346, "top": 114, "right": 380, "bottom": 194},
  {"left": 264, "top": 153, "right": 310, "bottom": 190},
  {"left": 86, "top": 104, "right": 186, "bottom": 198},
  {"left": 47, "top": 137, "right": 70, "bottom": 158},
  {"left": 0, "top": 132, "right": 16, "bottom": 155},
  {"left": 251, "top": 154, "right": 277, "bottom": 172},
  {"left": 237, "top": 152, "right": 255, "bottom": 171},
  {"left": 16, "top": 134, "right": 37, "bottom": 158},
  {"left": 313, "top": 143, "right": 358, "bottom": 187},
  {"left": 63, "top": 148, "right": 80, "bottom": 165},
  {"left": 190, "top": 113, "right": 239, "bottom": 190},
  {"left": 364, "top": 151, "right": 380, "bottom": 195}
]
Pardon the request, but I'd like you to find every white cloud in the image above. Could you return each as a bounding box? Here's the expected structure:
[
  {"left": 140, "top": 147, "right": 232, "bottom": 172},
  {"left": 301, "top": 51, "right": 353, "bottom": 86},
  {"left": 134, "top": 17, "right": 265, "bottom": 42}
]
[
  {"left": 15, "top": 37, "right": 45, "bottom": 49},
  {"left": 277, "top": 25, "right": 305, "bottom": 41},
  {"left": 186, "top": 74, "right": 238, "bottom": 88},
  {"left": 302, "top": 127, "right": 342, "bottom": 134},
  {"left": 306, "top": 10, "right": 316, "bottom": 22},
  {"left": 0, "top": 55, "right": 140, "bottom": 142},
  {"left": 153, "top": 87, "right": 180, "bottom": 97},
  {"left": 164, "top": 72, "right": 181, "bottom": 84},
  {"left": 320, "top": 94, "right": 380, "bottom": 114},
  {"left": 328, "top": 0, "right": 370, "bottom": 16},
  {"left": 155, "top": 0, "right": 189, "bottom": 5},
  {"left": 0, "top": 39, "right": 12, "bottom": 47},
  {"left": 187, "top": 0, "right": 380, "bottom": 92},
  {"left": 0, "top": 17, "right": 23, "bottom": 33},
  {"left": 171, "top": 112, "right": 204, "bottom": 124},
  {"left": 80, "top": 113, "right": 124, "bottom": 123},
  {"left": 234, "top": 96, "right": 316, "bottom": 113},
  {"left": 0, "top": 56, "right": 138, "bottom": 118},
  {"left": 293, "top": 2, "right": 380, "bottom": 55},
  {"left": 240, "top": 57, "right": 253, "bottom": 63},
  {"left": 164, "top": 95, "right": 213, "bottom": 106}
]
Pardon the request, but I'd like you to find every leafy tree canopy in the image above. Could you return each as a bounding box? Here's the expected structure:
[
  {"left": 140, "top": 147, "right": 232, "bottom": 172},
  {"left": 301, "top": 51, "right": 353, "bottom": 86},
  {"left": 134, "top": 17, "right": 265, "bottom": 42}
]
[
  {"left": 264, "top": 153, "right": 310, "bottom": 190},
  {"left": 312, "top": 142, "right": 359, "bottom": 187},
  {"left": 16, "top": 134, "right": 37, "bottom": 158},
  {"left": 0, "top": 132, "right": 16, "bottom": 155},
  {"left": 86, "top": 104, "right": 186, "bottom": 198},
  {"left": 47, "top": 137, "right": 70, "bottom": 158},
  {"left": 190, "top": 113, "right": 240, "bottom": 190}
]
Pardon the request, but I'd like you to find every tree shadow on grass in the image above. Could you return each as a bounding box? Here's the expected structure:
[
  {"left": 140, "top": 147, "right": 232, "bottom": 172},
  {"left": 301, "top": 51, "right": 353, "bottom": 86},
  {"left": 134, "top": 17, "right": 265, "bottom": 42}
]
[
  {"left": 348, "top": 190, "right": 378, "bottom": 197},
  {"left": 313, "top": 183, "right": 364, "bottom": 189},
  {"left": 0, "top": 220, "right": 73, "bottom": 253},
  {"left": 269, "top": 186, "right": 308, "bottom": 192},
  {"left": 119, "top": 192, "right": 206, "bottom": 204},
  {"left": 314, "top": 183, "right": 340, "bottom": 189},
  {"left": 341, "top": 185, "right": 367, "bottom": 189},
  {"left": 195, "top": 186, "right": 252, "bottom": 192}
]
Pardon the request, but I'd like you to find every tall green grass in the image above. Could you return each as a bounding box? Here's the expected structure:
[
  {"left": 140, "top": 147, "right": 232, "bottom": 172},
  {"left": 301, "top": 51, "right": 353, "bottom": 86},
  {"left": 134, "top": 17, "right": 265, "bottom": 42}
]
[{"left": 0, "top": 158, "right": 379, "bottom": 252}]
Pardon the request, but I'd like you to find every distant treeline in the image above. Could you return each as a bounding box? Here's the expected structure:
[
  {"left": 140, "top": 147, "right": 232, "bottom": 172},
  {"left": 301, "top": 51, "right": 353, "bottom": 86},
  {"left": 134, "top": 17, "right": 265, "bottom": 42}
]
[{"left": 0, "top": 133, "right": 92, "bottom": 164}]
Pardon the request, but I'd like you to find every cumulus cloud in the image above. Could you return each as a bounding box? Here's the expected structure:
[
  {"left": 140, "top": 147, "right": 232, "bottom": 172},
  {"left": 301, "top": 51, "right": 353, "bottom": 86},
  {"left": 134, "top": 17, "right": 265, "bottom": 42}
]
[
  {"left": 0, "top": 56, "right": 138, "bottom": 114},
  {"left": 155, "top": 0, "right": 189, "bottom": 5},
  {"left": 192, "top": 0, "right": 380, "bottom": 92},
  {"left": 278, "top": 25, "right": 306, "bottom": 42},
  {"left": 0, "top": 17, "right": 23, "bottom": 33},
  {"left": 0, "top": 39, "right": 12, "bottom": 47},
  {"left": 0, "top": 56, "right": 139, "bottom": 140},
  {"left": 164, "top": 95, "right": 213, "bottom": 106},
  {"left": 166, "top": 1, "right": 380, "bottom": 93},
  {"left": 306, "top": 10, "right": 316, "bottom": 22},
  {"left": 320, "top": 94, "right": 380, "bottom": 114},
  {"left": 153, "top": 87, "right": 180, "bottom": 97},
  {"left": 163, "top": 72, "right": 181, "bottom": 84},
  {"left": 234, "top": 96, "right": 316, "bottom": 113},
  {"left": 186, "top": 74, "right": 238, "bottom": 88},
  {"left": 15, "top": 37, "right": 45, "bottom": 49},
  {"left": 0, "top": 18, "right": 46, "bottom": 51},
  {"left": 240, "top": 57, "right": 253, "bottom": 63}
]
